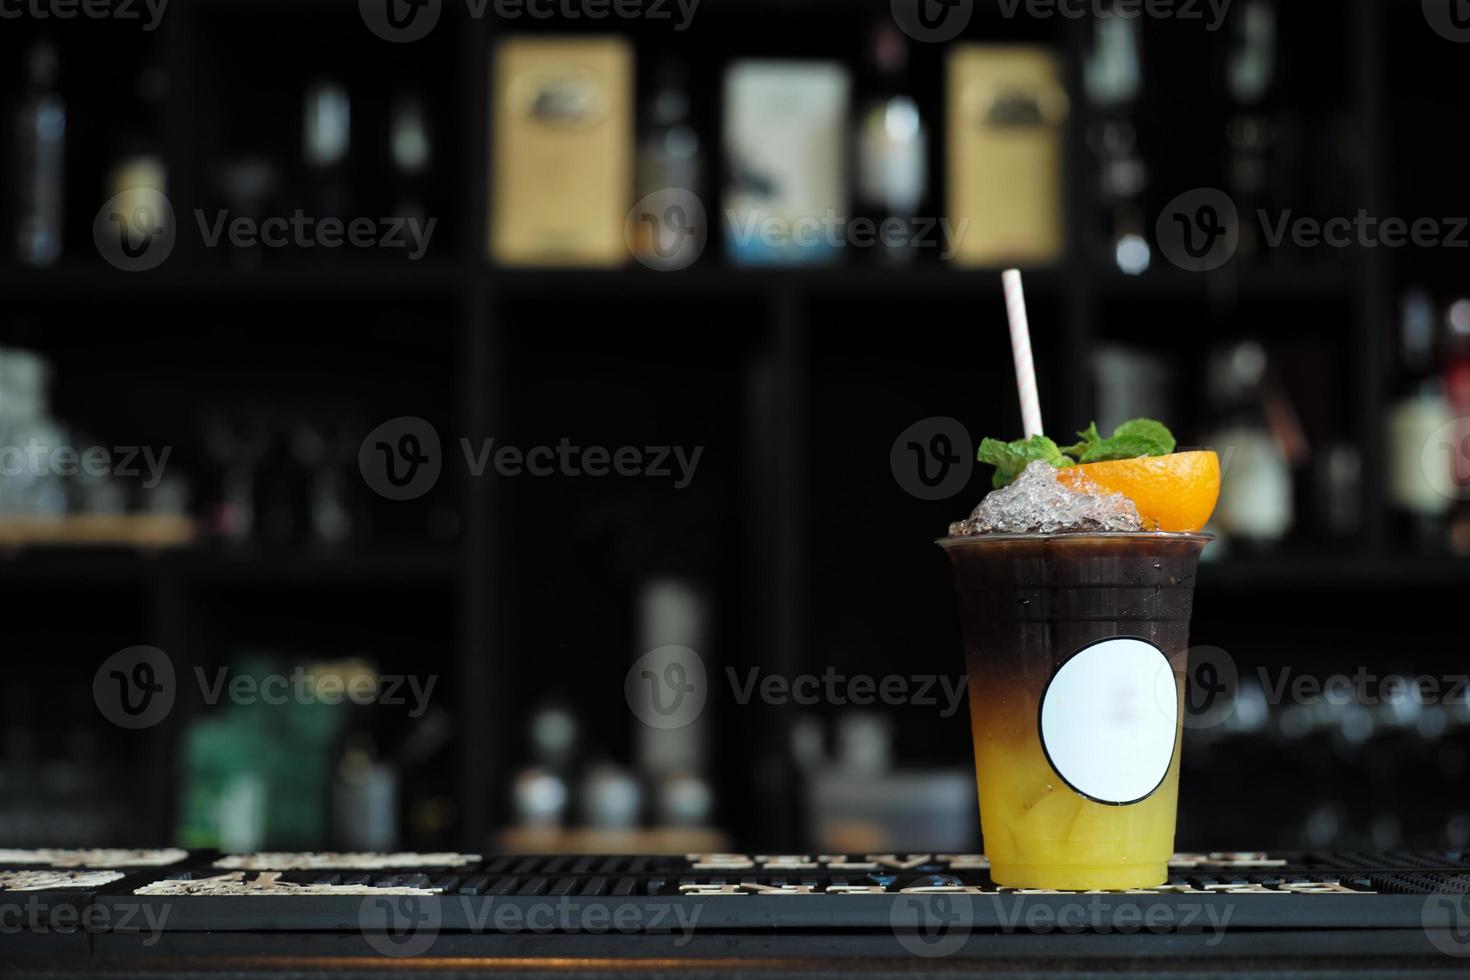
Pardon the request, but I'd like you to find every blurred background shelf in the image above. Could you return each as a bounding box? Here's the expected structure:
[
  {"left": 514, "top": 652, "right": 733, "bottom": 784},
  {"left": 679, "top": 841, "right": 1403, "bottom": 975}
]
[
  {"left": 0, "top": 264, "right": 466, "bottom": 296},
  {"left": 3, "top": 0, "right": 1469, "bottom": 860},
  {"left": 1200, "top": 554, "right": 1470, "bottom": 590},
  {"left": 0, "top": 547, "right": 461, "bottom": 584}
]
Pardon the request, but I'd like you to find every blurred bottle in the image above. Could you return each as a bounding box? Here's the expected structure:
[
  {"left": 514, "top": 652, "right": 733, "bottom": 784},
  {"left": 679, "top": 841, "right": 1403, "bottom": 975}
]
[
  {"left": 1093, "top": 344, "right": 1171, "bottom": 434},
  {"left": 1224, "top": 0, "right": 1299, "bottom": 268},
  {"left": 389, "top": 94, "right": 432, "bottom": 234},
  {"left": 1208, "top": 341, "right": 1295, "bottom": 546},
  {"left": 633, "top": 575, "right": 709, "bottom": 778},
  {"left": 1313, "top": 439, "right": 1361, "bottom": 542},
  {"left": 1084, "top": 16, "right": 1149, "bottom": 275},
  {"left": 854, "top": 20, "right": 927, "bottom": 265},
  {"left": 509, "top": 701, "right": 576, "bottom": 829},
  {"left": 106, "top": 63, "right": 169, "bottom": 248},
  {"left": 14, "top": 41, "right": 65, "bottom": 267},
  {"left": 1443, "top": 298, "right": 1470, "bottom": 555},
  {"left": 490, "top": 38, "right": 633, "bottom": 267},
  {"left": 579, "top": 762, "right": 641, "bottom": 830},
  {"left": 723, "top": 60, "right": 849, "bottom": 265},
  {"left": 216, "top": 157, "right": 280, "bottom": 272},
  {"left": 946, "top": 46, "right": 1065, "bottom": 267},
  {"left": 632, "top": 60, "right": 704, "bottom": 264},
  {"left": 1389, "top": 289, "right": 1451, "bottom": 552},
  {"left": 654, "top": 770, "right": 712, "bottom": 828},
  {"left": 332, "top": 733, "right": 397, "bottom": 851},
  {"left": 0, "top": 347, "right": 68, "bottom": 518},
  {"left": 303, "top": 79, "right": 352, "bottom": 224}
]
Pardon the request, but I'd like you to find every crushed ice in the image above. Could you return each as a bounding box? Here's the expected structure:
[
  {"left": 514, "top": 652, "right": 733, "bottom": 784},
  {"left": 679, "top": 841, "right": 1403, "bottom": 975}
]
[{"left": 949, "top": 460, "right": 1144, "bottom": 535}]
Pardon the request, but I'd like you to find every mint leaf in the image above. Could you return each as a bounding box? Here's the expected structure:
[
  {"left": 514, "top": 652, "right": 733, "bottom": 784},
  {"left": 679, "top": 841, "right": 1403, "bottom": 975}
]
[
  {"left": 975, "top": 419, "right": 1175, "bottom": 487},
  {"left": 1060, "top": 422, "right": 1102, "bottom": 461},
  {"left": 977, "top": 435, "right": 1072, "bottom": 489},
  {"left": 1068, "top": 418, "right": 1177, "bottom": 464},
  {"left": 1111, "top": 418, "right": 1175, "bottom": 453}
]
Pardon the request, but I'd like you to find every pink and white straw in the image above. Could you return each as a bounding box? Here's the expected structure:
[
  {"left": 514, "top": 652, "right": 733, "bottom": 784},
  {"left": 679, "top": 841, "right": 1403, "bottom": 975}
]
[{"left": 1001, "top": 268, "right": 1044, "bottom": 438}]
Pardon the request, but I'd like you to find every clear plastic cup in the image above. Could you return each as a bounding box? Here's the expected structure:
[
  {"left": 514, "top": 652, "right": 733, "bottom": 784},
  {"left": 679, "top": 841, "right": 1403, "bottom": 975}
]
[{"left": 938, "top": 532, "right": 1211, "bottom": 890}]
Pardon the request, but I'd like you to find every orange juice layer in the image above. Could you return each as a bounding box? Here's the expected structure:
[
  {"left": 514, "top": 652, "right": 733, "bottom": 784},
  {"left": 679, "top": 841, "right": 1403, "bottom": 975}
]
[{"left": 972, "top": 723, "right": 1184, "bottom": 890}]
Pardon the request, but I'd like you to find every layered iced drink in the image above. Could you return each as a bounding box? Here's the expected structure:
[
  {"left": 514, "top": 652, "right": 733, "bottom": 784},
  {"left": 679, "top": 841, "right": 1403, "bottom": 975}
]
[{"left": 939, "top": 423, "right": 1218, "bottom": 890}]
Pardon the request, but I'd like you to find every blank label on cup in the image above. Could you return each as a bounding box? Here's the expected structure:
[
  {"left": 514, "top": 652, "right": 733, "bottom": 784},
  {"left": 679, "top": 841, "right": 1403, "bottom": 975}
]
[{"left": 1038, "top": 637, "right": 1178, "bottom": 806}]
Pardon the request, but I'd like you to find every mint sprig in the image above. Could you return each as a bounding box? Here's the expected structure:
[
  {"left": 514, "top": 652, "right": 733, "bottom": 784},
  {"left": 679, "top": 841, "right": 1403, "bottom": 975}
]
[
  {"left": 977, "top": 418, "right": 1177, "bottom": 487},
  {"left": 977, "top": 435, "right": 1070, "bottom": 490},
  {"left": 1062, "top": 418, "right": 1176, "bottom": 463}
]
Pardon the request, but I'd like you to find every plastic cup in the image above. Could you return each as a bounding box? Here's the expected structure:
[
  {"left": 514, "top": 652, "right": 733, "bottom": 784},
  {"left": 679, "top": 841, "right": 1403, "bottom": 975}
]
[{"left": 938, "top": 532, "right": 1211, "bottom": 890}]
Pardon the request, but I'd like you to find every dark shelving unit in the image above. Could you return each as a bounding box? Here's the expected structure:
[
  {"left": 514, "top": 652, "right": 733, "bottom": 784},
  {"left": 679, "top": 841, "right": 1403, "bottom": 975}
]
[{"left": 4, "top": 0, "right": 1468, "bottom": 854}]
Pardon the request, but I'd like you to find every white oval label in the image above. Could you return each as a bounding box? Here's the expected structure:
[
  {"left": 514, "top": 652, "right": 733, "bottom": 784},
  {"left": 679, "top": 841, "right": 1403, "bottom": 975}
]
[{"left": 1039, "top": 637, "right": 1179, "bottom": 805}]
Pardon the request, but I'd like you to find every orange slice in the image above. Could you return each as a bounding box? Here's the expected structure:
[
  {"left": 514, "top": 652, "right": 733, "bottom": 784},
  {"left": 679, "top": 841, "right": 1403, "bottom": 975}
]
[{"left": 1056, "top": 450, "right": 1220, "bottom": 532}]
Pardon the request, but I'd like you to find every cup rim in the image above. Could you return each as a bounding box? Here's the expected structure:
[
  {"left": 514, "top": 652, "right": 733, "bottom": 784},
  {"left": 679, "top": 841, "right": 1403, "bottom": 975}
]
[{"left": 936, "top": 531, "right": 1215, "bottom": 548}]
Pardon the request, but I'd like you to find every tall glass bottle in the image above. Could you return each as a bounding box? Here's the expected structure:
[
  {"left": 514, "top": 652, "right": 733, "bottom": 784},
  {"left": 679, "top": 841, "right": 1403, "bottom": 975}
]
[
  {"left": 632, "top": 59, "right": 704, "bottom": 267},
  {"left": 1085, "top": 15, "right": 1149, "bottom": 275},
  {"left": 14, "top": 41, "right": 66, "bottom": 267},
  {"left": 1389, "top": 289, "right": 1451, "bottom": 553},
  {"left": 854, "top": 19, "right": 927, "bottom": 265}
]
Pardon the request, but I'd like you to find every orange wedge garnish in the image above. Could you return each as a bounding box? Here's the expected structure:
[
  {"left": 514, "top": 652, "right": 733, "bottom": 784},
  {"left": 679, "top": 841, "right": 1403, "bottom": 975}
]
[{"left": 1056, "top": 450, "right": 1220, "bottom": 532}]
